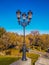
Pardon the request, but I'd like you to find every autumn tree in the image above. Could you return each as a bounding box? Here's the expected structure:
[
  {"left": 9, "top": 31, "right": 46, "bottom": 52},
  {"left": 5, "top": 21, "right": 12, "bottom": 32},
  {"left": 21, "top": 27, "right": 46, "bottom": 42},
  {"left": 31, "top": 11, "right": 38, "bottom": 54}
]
[{"left": 0, "top": 27, "right": 6, "bottom": 37}]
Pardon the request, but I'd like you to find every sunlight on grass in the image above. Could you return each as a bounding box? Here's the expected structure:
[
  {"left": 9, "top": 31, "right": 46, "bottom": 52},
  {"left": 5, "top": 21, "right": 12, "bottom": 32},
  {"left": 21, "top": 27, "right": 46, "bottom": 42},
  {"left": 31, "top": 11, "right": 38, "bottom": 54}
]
[{"left": 0, "top": 56, "right": 20, "bottom": 65}]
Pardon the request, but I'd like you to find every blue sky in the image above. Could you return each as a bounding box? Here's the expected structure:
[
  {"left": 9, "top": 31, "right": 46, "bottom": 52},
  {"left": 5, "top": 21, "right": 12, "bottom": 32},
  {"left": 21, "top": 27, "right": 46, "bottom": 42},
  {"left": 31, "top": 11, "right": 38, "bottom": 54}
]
[{"left": 0, "top": 0, "right": 49, "bottom": 35}]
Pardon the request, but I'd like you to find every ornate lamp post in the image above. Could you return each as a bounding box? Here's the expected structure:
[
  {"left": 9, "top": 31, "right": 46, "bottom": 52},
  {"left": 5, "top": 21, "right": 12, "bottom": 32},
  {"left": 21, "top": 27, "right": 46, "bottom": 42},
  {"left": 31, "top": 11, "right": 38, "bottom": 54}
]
[{"left": 16, "top": 10, "right": 32, "bottom": 61}]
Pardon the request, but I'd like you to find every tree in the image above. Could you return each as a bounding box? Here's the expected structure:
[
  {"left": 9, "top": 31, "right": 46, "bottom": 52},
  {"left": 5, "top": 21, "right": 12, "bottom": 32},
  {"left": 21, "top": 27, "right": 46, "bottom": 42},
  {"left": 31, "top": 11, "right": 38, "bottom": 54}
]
[{"left": 0, "top": 28, "right": 6, "bottom": 37}]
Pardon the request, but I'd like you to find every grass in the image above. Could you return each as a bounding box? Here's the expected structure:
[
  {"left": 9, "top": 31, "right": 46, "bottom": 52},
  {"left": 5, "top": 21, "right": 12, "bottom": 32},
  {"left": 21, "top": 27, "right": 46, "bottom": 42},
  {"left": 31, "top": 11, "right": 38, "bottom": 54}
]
[
  {"left": 0, "top": 49, "right": 39, "bottom": 65},
  {"left": 0, "top": 53, "right": 39, "bottom": 65},
  {"left": 0, "top": 56, "right": 20, "bottom": 65}
]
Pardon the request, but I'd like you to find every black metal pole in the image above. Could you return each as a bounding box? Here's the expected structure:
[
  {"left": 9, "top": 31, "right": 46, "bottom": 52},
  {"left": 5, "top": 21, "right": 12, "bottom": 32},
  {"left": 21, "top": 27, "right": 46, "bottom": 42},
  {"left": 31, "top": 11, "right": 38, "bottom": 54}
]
[
  {"left": 23, "top": 26, "right": 25, "bottom": 44},
  {"left": 21, "top": 26, "right": 27, "bottom": 61}
]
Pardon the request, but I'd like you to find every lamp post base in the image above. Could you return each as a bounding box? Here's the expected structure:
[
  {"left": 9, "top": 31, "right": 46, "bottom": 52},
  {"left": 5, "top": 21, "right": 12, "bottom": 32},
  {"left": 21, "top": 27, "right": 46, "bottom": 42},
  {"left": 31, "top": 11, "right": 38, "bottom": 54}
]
[
  {"left": 22, "top": 57, "right": 27, "bottom": 61},
  {"left": 21, "top": 44, "right": 27, "bottom": 61}
]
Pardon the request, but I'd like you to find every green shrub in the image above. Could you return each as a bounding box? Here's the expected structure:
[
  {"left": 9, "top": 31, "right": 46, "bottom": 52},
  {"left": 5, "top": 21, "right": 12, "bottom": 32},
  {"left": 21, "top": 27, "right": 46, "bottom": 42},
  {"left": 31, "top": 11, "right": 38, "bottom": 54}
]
[{"left": 27, "top": 53, "right": 39, "bottom": 65}]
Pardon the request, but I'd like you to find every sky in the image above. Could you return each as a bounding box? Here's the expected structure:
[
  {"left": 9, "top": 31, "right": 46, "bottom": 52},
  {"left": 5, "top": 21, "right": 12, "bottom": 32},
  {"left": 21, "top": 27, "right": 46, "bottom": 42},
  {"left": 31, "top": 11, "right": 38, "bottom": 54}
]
[{"left": 0, "top": 0, "right": 49, "bottom": 35}]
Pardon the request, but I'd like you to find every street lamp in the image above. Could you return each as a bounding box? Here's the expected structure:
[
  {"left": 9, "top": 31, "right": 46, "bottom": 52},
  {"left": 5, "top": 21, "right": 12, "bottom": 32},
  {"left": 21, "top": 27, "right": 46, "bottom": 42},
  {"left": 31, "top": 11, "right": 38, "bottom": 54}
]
[{"left": 16, "top": 10, "right": 33, "bottom": 61}]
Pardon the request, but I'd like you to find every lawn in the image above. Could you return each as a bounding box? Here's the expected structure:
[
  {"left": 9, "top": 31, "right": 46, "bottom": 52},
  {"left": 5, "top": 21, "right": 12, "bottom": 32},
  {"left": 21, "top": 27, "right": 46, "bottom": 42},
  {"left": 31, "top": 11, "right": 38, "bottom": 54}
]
[
  {"left": 0, "top": 53, "right": 39, "bottom": 65},
  {"left": 0, "top": 49, "right": 39, "bottom": 65},
  {"left": 0, "top": 56, "right": 20, "bottom": 65}
]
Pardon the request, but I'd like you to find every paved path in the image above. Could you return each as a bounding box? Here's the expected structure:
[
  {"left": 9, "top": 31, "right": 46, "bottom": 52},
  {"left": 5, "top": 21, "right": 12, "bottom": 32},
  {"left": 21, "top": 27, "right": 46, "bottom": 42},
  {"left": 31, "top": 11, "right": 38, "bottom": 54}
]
[
  {"left": 10, "top": 50, "right": 49, "bottom": 65},
  {"left": 29, "top": 49, "right": 46, "bottom": 56},
  {"left": 29, "top": 49, "right": 49, "bottom": 58},
  {"left": 29, "top": 49, "right": 49, "bottom": 65},
  {"left": 35, "top": 57, "right": 49, "bottom": 65},
  {"left": 10, "top": 58, "right": 31, "bottom": 65}
]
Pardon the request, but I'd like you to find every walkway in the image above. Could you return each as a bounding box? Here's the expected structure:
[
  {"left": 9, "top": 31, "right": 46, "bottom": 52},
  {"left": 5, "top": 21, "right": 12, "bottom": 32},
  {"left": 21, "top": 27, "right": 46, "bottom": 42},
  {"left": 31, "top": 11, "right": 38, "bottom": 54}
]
[
  {"left": 10, "top": 58, "right": 31, "bottom": 65},
  {"left": 29, "top": 49, "right": 49, "bottom": 65},
  {"left": 35, "top": 57, "right": 49, "bottom": 65}
]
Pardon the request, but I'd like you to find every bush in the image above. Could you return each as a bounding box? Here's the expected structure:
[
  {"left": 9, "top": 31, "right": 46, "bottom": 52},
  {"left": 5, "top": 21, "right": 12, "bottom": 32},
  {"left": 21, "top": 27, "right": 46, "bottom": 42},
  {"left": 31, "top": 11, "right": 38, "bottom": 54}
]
[
  {"left": 27, "top": 53, "right": 39, "bottom": 65},
  {"left": 5, "top": 50, "right": 11, "bottom": 55}
]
